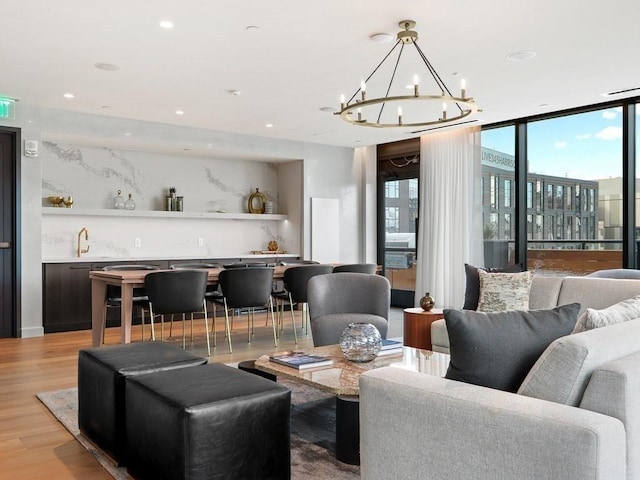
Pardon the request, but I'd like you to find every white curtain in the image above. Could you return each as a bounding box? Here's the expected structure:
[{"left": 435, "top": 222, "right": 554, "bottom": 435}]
[{"left": 415, "top": 126, "right": 484, "bottom": 309}]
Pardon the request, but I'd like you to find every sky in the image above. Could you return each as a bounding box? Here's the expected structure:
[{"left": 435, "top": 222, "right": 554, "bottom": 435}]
[{"left": 481, "top": 106, "right": 640, "bottom": 180}]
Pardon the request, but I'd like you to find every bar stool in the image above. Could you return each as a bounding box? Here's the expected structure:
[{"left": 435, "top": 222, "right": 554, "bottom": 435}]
[
  {"left": 169, "top": 263, "right": 223, "bottom": 342},
  {"left": 101, "top": 264, "right": 160, "bottom": 343},
  {"left": 333, "top": 263, "right": 377, "bottom": 274},
  {"left": 272, "top": 264, "right": 333, "bottom": 336},
  {"left": 144, "top": 269, "right": 212, "bottom": 356},
  {"left": 216, "top": 266, "right": 276, "bottom": 353}
]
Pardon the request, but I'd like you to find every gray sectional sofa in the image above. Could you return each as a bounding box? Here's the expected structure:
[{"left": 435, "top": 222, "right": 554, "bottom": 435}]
[{"left": 359, "top": 276, "right": 640, "bottom": 480}]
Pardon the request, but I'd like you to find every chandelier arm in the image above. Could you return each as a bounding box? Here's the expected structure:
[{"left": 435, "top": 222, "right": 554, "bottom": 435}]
[
  {"left": 376, "top": 41, "right": 405, "bottom": 124},
  {"left": 413, "top": 42, "right": 465, "bottom": 115},
  {"left": 347, "top": 41, "right": 401, "bottom": 105}
]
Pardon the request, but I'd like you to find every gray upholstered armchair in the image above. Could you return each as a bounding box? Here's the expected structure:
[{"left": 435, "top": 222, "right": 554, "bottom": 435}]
[{"left": 307, "top": 272, "right": 390, "bottom": 346}]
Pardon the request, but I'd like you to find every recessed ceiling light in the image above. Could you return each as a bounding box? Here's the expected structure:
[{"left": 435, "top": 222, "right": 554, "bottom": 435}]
[
  {"left": 63, "top": 93, "right": 75, "bottom": 99},
  {"left": 124, "top": 132, "right": 131, "bottom": 136},
  {"left": 319, "top": 106, "right": 337, "bottom": 113},
  {"left": 95, "top": 63, "right": 120, "bottom": 71},
  {"left": 175, "top": 110, "right": 184, "bottom": 115},
  {"left": 506, "top": 51, "right": 536, "bottom": 61},
  {"left": 228, "top": 90, "right": 241, "bottom": 96},
  {"left": 265, "top": 123, "right": 273, "bottom": 128},
  {"left": 370, "top": 33, "right": 393, "bottom": 43},
  {"left": 159, "top": 20, "right": 174, "bottom": 29},
  {"left": 539, "top": 103, "right": 549, "bottom": 107},
  {"left": 246, "top": 25, "right": 260, "bottom": 31},
  {"left": 101, "top": 105, "right": 111, "bottom": 109}
]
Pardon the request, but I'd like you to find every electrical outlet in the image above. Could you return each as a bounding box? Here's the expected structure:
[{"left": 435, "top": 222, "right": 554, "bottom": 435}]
[
  {"left": 134, "top": 237, "right": 142, "bottom": 248},
  {"left": 197, "top": 238, "right": 204, "bottom": 247}
]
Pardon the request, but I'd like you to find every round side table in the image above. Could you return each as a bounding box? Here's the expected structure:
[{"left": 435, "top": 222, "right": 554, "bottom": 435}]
[{"left": 403, "top": 307, "right": 444, "bottom": 350}]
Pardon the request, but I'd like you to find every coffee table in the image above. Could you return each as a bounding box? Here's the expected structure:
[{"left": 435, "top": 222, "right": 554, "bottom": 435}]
[{"left": 255, "top": 344, "right": 450, "bottom": 465}]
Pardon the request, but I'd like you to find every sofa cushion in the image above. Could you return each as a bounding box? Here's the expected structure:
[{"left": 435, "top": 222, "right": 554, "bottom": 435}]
[
  {"left": 572, "top": 295, "right": 640, "bottom": 333},
  {"left": 579, "top": 352, "right": 640, "bottom": 480},
  {"left": 477, "top": 270, "right": 533, "bottom": 312},
  {"left": 462, "top": 263, "right": 523, "bottom": 310},
  {"left": 518, "top": 318, "right": 640, "bottom": 406},
  {"left": 444, "top": 303, "right": 580, "bottom": 392}
]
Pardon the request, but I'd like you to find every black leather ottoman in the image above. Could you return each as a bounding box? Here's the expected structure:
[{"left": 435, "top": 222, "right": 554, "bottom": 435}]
[
  {"left": 78, "top": 342, "right": 207, "bottom": 466},
  {"left": 125, "top": 363, "right": 291, "bottom": 480}
]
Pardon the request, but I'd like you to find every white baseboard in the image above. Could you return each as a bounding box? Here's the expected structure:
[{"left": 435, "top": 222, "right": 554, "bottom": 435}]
[{"left": 21, "top": 326, "right": 45, "bottom": 338}]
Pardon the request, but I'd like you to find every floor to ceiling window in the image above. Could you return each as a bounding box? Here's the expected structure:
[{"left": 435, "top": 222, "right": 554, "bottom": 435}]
[
  {"left": 480, "top": 126, "right": 516, "bottom": 267},
  {"left": 527, "top": 108, "right": 623, "bottom": 275}
]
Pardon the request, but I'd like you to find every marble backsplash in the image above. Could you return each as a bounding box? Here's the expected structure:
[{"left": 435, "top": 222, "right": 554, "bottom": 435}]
[
  {"left": 41, "top": 141, "right": 280, "bottom": 212},
  {"left": 41, "top": 141, "right": 300, "bottom": 259}
]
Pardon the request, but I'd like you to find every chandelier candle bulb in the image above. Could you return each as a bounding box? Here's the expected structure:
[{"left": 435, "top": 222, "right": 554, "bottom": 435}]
[
  {"left": 413, "top": 75, "right": 419, "bottom": 96},
  {"left": 361, "top": 81, "right": 366, "bottom": 100},
  {"left": 340, "top": 94, "right": 345, "bottom": 109},
  {"left": 357, "top": 107, "right": 363, "bottom": 122},
  {"left": 442, "top": 103, "right": 447, "bottom": 120},
  {"left": 398, "top": 106, "right": 403, "bottom": 125},
  {"left": 461, "top": 79, "right": 466, "bottom": 99}
]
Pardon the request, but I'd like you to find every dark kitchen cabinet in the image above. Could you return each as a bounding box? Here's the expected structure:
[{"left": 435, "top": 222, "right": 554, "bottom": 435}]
[
  {"left": 43, "top": 263, "right": 92, "bottom": 333},
  {"left": 43, "top": 260, "right": 170, "bottom": 333}
]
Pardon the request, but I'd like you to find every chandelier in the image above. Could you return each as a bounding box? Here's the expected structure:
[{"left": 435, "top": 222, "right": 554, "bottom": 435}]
[{"left": 335, "top": 20, "right": 479, "bottom": 129}]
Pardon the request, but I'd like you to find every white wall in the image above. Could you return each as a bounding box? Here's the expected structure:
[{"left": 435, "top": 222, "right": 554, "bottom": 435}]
[{"left": 4, "top": 105, "right": 368, "bottom": 337}]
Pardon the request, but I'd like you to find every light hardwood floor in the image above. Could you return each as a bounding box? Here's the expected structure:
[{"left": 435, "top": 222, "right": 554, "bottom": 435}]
[{"left": 0, "top": 309, "right": 403, "bottom": 479}]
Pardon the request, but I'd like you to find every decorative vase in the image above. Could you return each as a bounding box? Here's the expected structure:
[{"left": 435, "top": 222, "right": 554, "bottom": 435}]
[
  {"left": 113, "top": 190, "right": 125, "bottom": 209},
  {"left": 248, "top": 188, "right": 267, "bottom": 214},
  {"left": 124, "top": 193, "right": 136, "bottom": 210},
  {"left": 420, "top": 292, "right": 435, "bottom": 311},
  {"left": 339, "top": 322, "right": 382, "bottom": 363}
]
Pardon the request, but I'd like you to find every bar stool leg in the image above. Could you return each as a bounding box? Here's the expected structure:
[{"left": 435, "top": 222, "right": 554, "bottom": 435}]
[
  {"left": 223, "top": 298, "right": 233, "bottom": 353},
  {"left": 269, "top": 297, "right": 278, "bottom": 347},
  {"left": 203, "top": 301, "right": 211, "bottom": 356},
  {"left": 289, "top": 292, "right": 298, "bottom": 344}
]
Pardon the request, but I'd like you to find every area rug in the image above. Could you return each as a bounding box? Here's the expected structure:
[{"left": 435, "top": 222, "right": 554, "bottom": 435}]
[{"left": 37, "top": 377, "right": 359, "bottom": 480}]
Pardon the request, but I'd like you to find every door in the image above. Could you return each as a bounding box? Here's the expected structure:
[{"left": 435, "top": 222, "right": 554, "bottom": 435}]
[
  {"left": 0, "top": 129, "right": 18, "bottom": 337},
  {"left": 382, "top": 177, "right": 418, "bottom": 307}
]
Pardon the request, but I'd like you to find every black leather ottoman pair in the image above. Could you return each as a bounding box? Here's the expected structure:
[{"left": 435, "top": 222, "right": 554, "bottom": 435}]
[
  {"left": 78, "top": 342, "right": 207, "bottom": 466},
  {"left": 125, "top": 363, "right": 292, "bottom": 480}
]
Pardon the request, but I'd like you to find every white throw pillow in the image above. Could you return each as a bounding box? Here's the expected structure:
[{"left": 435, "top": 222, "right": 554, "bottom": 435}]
[
  {"left": 477, "top": 270, "right": 533, "bottom": 312},
  {"left": 573, "top": 295, "right": 640, "bottom": 332}
]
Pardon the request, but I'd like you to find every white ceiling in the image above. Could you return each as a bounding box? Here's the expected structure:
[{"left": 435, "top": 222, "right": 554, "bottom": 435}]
[{"left": 3, "top": 0, "right": 639, "bottom": 149}]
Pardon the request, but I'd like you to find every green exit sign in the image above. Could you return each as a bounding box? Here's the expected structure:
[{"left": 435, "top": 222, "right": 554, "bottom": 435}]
[{"left": 0, "top": 98, "right": 15, "bottom": 119}]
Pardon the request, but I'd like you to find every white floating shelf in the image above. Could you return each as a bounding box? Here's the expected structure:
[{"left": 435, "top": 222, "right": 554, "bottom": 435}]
[{"left": 42, "top": 208, "right": 288, "bottom": 221}]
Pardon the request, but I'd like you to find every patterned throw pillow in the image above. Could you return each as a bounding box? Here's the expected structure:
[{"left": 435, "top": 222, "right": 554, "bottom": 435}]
[
  {"left": 462, "top": 263, "right": 523, "bottom": 310},
  {"left": 477, "top": 270, "right": 533, "bottom": 312},
  {"left": 580, "top": 295, "right": 640, "bottom": 331}
]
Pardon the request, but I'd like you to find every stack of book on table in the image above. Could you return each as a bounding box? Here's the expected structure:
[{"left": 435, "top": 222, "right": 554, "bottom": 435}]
[
  {"left": 377, "top": 338, "right": 404, "bottom": 357},
  {"left": 269, "top": 352, "right": 333, "bottom": 370}
]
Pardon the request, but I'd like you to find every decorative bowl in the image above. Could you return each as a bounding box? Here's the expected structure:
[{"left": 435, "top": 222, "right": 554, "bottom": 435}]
[{"left": 48, "top": 196, "right": 64, "bottom": 207}]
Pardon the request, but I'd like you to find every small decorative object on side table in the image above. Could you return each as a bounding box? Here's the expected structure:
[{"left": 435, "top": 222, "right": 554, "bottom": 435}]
[
  {"left": 419, "top": 292, "right": 435, "bottom": 311},
  {"left": 339, "top": 322, "right": 382, "bottom": 362},
  {"left": 403, "top": 307, "right": 444, "bottom": 350}
]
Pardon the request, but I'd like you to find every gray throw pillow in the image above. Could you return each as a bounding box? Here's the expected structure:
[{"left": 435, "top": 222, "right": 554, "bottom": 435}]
[
  {"left": 462, "top": 263, "right": 523, "bottom": 310},
  {"left": 444, "top": 303, "right": 580, "bottom": 392}
]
